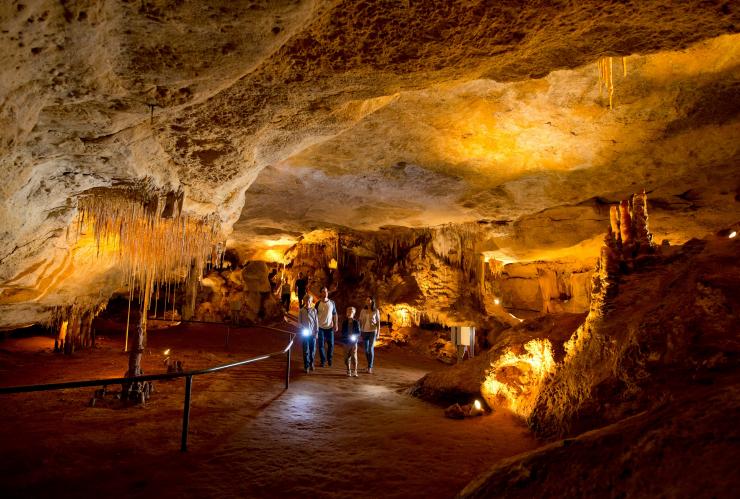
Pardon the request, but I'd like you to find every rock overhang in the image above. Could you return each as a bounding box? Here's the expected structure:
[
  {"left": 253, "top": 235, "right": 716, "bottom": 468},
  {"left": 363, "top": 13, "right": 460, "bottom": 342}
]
[{"left": 1, "top": 1, "right": 739, "bottom": 326}]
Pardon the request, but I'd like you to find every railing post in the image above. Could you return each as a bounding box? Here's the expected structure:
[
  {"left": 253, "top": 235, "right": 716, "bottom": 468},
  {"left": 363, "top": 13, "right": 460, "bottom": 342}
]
[
  {"left": 181, "top": 375, "right": 193, "bottom": 452},
  {"left": 285, "top": 347, "right": 291, "bottom": 390}
]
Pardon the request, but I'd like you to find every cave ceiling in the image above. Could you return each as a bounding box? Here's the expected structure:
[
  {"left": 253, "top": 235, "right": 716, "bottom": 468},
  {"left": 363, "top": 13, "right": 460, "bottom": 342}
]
[{"left": 0, "top": 0, "right": 739, "bottom": 326}]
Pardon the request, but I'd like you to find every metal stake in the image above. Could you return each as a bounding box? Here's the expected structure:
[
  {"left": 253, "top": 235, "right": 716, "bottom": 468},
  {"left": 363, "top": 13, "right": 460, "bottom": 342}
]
[
  {"left": 285, "top": 348, "right": 291, "bottom": 389},
  {"left": 181, "top": 375, "right": 193, "bottom": 452}
]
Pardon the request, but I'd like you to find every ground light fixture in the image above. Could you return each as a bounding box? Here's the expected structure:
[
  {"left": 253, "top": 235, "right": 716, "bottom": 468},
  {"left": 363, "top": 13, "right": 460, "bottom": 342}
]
[
  {"left": 350, "top": 334, "right": 358, "bottom": 342},
  {"left": 302, "top": 329, "right": 311, "bottom": 337},
  {"left": 730, "top": 231, "right": 737, "bottom": 239},
  {"left": 474, "top": 400, "right": 482, "bottom": 411}
]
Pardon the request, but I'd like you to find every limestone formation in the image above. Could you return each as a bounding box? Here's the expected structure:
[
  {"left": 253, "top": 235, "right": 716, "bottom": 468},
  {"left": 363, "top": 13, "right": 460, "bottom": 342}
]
[
  {"left": 632, "top": 191, "right": 653, "bottom": 251},
  {"left": 0, "top": 4, "right": 739, "bottom": 329},
  {"left": 619, "top": 199, "right": 633, "bottom": 249}
]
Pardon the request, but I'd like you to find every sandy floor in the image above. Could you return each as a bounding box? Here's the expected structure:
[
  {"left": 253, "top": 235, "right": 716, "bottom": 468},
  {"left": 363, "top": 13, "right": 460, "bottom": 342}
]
[{"left": 0, "top": 323, "right": 538, "bottom": 498}]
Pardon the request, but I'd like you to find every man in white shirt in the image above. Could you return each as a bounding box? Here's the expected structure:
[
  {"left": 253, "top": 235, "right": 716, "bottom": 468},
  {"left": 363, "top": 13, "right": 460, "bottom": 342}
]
[{"left": 316, "top": 287, "right": 338, "bottom": 367}]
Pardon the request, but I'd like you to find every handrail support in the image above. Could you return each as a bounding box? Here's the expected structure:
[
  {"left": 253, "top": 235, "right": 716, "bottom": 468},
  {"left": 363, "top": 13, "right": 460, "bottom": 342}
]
[
  {"left": 181, "top": 375, "right": 193, "bottom": 452},
  {"left": 285, "top": 348, "right": 291, "bottom": 389}
]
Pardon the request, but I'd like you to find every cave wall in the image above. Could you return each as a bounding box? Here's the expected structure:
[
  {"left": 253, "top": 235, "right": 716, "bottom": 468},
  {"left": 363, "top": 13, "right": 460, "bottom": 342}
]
[
  {"left": 277, "top": 225, "right": 597, "bottom": 339},
  {"left": 498, "top": 262, "right": 595, "bottom": 314},
  {"left": 190, "top": 261, "right": 282, "bottom": 325},
  {"left": 528, "top": 200, "right": 740, "bottom": 438}
]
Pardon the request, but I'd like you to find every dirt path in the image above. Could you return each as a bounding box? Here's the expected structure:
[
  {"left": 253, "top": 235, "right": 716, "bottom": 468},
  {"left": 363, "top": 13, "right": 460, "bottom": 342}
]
[{"left": 0, "top": 325, "right": 538, "bottom": 498}]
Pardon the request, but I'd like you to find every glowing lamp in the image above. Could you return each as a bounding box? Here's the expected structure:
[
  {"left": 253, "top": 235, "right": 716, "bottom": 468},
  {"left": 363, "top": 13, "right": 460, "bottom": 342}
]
[
  {"left": 493, "top": 298, "right": 500, "bottom": 305},
  {"left": 163, "top": 349, "right": 170, "bottom": 356},
  {"left": 730, "top": 231, "right": 737, "bottom": 239},
  {"left": 474, "top": 400, "right": 482, "bottom": 411},
  {"left": 350, "top": 334, "right": 358, "bottom": 342},
  {"left": 302, "top": 328, "right": 311, "bottom": 338}
]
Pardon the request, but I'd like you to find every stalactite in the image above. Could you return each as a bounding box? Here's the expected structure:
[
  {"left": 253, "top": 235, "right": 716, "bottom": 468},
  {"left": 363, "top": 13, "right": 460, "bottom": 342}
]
[
  {"left": 124, "top": 275, "right": 133, "bottom": 352},
  {"left": 609, "top": 56, "right": 615, "bottom": 109},
  {"left": 597, "top": 55, "right": 628, "bottom": 110},
  {"left": 172, "top": 281, "right": 177, "bottom": 320},
  {"left": 48, "top": 298, "right": 107, "bottom": 355},
  {"left": 153, "top": 281, "right": 159, "bottom": 318},
  {"left": 56, "top": 320, "right": 68, "bottom": 352}
]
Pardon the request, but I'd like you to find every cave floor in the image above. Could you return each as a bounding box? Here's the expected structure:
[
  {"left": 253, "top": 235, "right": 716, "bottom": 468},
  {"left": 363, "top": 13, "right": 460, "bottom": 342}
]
[{"left": 0, "top": 324, "right": 537, "bottom": 498}]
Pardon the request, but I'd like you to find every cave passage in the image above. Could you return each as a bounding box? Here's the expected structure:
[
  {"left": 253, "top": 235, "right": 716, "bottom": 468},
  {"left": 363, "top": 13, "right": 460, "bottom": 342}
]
[{"left": 0, "top": 324, "right": 536, "bottom": 499}]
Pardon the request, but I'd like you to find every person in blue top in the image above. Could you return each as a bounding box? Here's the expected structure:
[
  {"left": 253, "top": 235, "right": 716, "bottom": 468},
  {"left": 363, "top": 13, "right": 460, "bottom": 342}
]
[
  {"left": 298, "top": 294, "right": 318, "bottom": 373},
  {"left": 340, "top": 307, "right": 361, "bottom": 377}
]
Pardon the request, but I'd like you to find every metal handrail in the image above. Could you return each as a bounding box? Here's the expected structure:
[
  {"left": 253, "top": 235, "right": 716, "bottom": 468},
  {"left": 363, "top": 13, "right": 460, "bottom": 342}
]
[{"left": 0, "top": 324, "right": 295, "bottom": 452}]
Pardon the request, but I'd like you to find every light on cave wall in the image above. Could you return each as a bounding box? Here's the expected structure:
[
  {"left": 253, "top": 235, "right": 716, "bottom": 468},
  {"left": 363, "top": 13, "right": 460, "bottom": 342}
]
[
  {"left": 389, "top": 305, "right": 418, "bottom": 329},
  {"left": 481, "top": 339, "right": 555, "bottom": 418},
  {"left": 493, "top": 297, "right": 500, "bottom": 305},
  {"left": 328, "top": 258, "right": 338, "bottom": 270},
  {"left": 730, "top": 231, "right": 737, "bottom": 239},
  {"left": 58, "top": 320, "right": 68, "bottom": 342},
  {"left": 508, "top": 312, "right": 524, "bottom": 323},
  {"left": 262, "top": 249, "right": 286, "bottom": 262}
]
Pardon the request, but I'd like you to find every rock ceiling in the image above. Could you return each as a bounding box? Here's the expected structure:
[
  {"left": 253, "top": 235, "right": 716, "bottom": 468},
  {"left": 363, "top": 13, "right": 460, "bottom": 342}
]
[{"left": 1, "top": 0, "right": 739, "bottom": 326}]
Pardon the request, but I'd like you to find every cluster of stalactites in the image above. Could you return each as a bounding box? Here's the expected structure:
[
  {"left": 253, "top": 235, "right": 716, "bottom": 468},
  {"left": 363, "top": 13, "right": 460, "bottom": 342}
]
[
  {"left": 371, "top": 230, "right": 431, "bottom": 266},
  {"left": 292, "top": 242, "right": 332, "bottom": 266},
  {"left": 430, "top": 223, "right": 485, "bottom": 279},
  {"left": 48, "top": 299, "right": 107, "bottom": 355},
  {"left": 75, "top": 187, "right": 223, "bottom": 302}
]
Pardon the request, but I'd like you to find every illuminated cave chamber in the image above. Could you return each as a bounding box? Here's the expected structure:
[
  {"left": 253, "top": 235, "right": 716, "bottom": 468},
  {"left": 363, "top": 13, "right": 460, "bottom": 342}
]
[{"left": 0, "top": 1, "right": 738, "bottom": 495}]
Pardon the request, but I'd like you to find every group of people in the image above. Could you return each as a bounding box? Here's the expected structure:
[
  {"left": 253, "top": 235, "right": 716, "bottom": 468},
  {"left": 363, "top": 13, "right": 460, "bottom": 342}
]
[{"left": 298, "top": 287, "right": 381, "bottom": 377}]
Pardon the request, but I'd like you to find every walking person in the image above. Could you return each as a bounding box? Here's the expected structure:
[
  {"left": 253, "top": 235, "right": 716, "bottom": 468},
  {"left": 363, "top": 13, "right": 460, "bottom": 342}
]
[
  {"left": 295, "top": 272, "right": 309, "bottom": 310},
  {"left": 299, "top": 295, "right": 318, "bottom": 373},
  {"left": 268, "top": 267, "right": 278, "bottom": 293},
  {"left": 341, "top": 307, "right": 361, "bottom": 377},
  {"left": 280, "top": 274, "right": 291, "bottom": 311},
  {"left": 316, "top": 287, "right": 338, "bottom": 367},
  {"left": 359, "top": 296, "right": 381, "bottom": 374}
]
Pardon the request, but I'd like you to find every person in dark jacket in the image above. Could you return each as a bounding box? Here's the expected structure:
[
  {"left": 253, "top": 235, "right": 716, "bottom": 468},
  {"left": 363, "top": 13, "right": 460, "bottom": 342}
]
[
  {"left": 280, "top": 274, "right": 291, "bottom": 311},
  {"left": 295, "top": 272, "right": 309, "bottom": 309},
  {"left": 340, "top": 307, "right": 361, "bottom": 377},
  {"left": 298, "top": 295, "right": 318, "bottom": 373}
]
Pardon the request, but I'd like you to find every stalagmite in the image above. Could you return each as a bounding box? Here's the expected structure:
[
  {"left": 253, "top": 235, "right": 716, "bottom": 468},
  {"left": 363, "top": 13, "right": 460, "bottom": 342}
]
[
  {"left": 609, "top": 205, "right": 621, "bottom": 245},
  {"left": 55, "top": 320, "right": 68, "bottom": 352},
  {"left": 619, "top": 199, "right": 633, "bottom": 249},
  {"left": 632, "top": 191, "right": 653, "bottom": 252}
]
